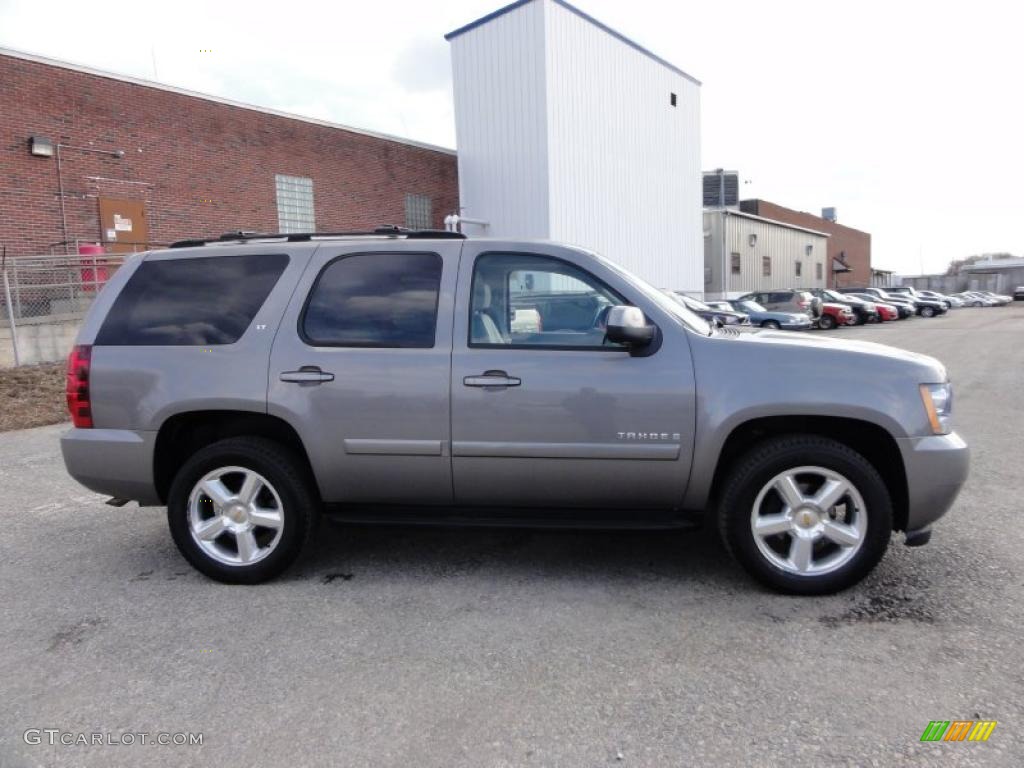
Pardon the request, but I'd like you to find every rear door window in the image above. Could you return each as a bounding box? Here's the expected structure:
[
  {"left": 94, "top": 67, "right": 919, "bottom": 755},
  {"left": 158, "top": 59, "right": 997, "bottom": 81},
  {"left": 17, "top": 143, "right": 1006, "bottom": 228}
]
[
  {"left": 301, "top": 252, "right": 442, "bottom": 348},
  {"left": 96, "top": 253, "right": 288, "bottom": 345}
]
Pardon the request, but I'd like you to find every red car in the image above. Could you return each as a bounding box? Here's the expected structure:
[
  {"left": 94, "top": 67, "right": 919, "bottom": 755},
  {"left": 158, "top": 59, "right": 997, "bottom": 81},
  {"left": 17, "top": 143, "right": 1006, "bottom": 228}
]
[
  {"left": 817, "top": 302, "right": 857, "bottom": 330},
  {"left": 873, "top": 302, "right": 899, "bottom": 321}
]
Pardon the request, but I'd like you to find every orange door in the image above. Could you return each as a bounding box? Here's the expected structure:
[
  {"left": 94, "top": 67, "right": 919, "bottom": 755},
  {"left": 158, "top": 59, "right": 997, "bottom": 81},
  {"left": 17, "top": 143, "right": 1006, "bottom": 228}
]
[{"left": 98, "top": 198, "right": 149, "bottom": 253}]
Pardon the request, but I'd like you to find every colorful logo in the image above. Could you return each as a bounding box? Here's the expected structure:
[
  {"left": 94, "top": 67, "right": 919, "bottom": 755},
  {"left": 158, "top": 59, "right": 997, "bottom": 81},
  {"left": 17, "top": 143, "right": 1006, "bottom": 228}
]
[{"left": 920, "top": 720, "right": 997, "bottom": 742}]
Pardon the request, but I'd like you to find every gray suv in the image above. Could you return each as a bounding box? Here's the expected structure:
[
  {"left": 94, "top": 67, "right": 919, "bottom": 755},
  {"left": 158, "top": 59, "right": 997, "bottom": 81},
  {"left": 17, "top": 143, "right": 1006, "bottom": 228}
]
[{"left": 61, "top": 230, "right": 969, "bottom": 594}]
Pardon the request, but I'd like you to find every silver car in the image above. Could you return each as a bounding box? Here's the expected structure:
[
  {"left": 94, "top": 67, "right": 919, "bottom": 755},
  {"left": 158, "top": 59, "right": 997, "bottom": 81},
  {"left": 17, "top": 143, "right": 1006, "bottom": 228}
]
[{"left": 61, "top": 231, "right": 969, "bottom": 594}]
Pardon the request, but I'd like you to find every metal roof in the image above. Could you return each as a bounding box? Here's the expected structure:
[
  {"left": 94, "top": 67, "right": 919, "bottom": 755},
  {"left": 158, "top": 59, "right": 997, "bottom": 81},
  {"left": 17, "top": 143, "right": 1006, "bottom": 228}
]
[
  {"left": 707, "top": 208, "right": 832, "bottom": 238},
  {"left": 445, "top": 0, "right": 701, "bottom": 85},
  {"left": 962, "top": 257, "right": 1024, "bottom": 271},
  {"left": 0, "top": 47, "right": 456, "bottom": 156}
]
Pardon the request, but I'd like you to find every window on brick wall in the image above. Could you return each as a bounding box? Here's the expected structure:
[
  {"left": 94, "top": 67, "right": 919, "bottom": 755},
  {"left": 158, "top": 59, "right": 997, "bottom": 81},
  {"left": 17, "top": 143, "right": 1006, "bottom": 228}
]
[
  {"left": 275, "top": 175, "right": 315, "bottom": 233},
  {"left": 404, "top": 194, "right": 433, "bottom": 229}
]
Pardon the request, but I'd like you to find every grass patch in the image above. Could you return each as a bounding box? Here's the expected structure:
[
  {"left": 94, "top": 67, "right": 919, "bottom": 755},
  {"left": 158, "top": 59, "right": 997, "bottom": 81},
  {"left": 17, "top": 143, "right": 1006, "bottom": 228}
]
[{"left": 0, "top": 362, "right": 67, "bottom": 432}]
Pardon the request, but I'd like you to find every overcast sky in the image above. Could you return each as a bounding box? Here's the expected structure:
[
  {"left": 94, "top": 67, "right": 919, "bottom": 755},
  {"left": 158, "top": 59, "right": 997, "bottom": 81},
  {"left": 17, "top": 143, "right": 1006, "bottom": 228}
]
[{"left": 2, "top": 0, "right": 1019, "bottom": 274}]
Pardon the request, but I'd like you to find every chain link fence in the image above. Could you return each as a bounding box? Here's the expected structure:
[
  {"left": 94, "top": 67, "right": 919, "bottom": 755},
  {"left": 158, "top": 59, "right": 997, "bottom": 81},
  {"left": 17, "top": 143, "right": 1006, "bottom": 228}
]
[{"left": 1, "top": 252, "right": 127, "bottom": 367}]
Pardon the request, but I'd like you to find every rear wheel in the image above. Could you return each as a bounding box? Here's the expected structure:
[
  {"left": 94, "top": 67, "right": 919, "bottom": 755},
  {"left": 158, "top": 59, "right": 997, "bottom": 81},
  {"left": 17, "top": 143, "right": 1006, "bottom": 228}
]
[
  {"left": 167, "top": 437, "right": 319, "bottom": 584},
  {"left": 761, "top": 320, "right": 781, "bottom": 330},
  {"left": 718, "top": 435, "right": 892, "bottom": 594},
  {"left": 817, "top": 314, "right": 836, "bottom": 330},
  {"left": 920, "top": 305, "right": 935, "bottom": 317}
]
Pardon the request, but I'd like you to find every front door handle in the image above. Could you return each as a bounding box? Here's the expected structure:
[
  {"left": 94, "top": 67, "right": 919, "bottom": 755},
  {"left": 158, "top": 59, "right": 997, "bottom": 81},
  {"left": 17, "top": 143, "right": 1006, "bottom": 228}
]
[
  {"left": 280, "top": 367, "right": 335, "bottom": 384},
  {"left": 463, "top": 370, "right": 522, "bottom": 388}
]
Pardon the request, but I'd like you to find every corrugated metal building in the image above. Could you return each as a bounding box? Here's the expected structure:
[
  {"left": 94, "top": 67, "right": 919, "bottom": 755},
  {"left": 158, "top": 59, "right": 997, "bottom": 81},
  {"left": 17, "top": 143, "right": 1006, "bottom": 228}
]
[
  {"left": 447, "top": 0, "right": 703, "bottom": 293},
  {"left": 899, "top": 258, "right": 1024, "bottom": 294},
  {"left": 704, "top": 209, "right": 829, "bottom": 299},
  {"left": 961, "top": 257, "right": 1024, "bottom": 294}
]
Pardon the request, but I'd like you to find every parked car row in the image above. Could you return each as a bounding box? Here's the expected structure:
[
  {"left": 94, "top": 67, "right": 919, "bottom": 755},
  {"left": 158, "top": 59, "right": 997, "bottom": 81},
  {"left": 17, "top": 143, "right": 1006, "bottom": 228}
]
[
  {"left": 948, "top": 290, "right": 1014, "bottom": 307},
  {"left": 670, "top": 283, "right": 1012, "bottom": 333}
]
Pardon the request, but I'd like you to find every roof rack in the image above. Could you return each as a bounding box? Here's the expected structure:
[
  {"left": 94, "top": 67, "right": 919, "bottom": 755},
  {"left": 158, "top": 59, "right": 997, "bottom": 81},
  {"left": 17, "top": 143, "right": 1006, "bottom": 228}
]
[{"left": 169, "top": 225, "right": 466, "bottom": 248}]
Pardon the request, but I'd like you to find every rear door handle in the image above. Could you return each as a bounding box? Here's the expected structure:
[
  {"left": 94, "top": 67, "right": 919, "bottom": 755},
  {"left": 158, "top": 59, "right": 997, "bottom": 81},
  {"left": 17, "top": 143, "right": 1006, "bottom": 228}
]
[
  {"left": 280, "top": 367, "right": 335, "bottom": 384},
  {"left": 463, "top": 370, "right": 521, "bottom": 388}
]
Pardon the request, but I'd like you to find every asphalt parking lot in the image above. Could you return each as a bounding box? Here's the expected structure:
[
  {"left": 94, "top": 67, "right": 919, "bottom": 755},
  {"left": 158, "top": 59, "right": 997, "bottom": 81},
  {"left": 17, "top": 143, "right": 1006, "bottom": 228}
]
[{"left": 1, "top": 306, "right": 1022, "bottom": 768}]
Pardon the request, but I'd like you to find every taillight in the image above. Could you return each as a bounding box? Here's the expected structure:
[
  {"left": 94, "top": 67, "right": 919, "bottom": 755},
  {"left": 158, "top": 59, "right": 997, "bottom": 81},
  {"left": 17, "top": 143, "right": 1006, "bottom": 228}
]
[{"left": 66, "top": 344, "right": 93, "bottom": 428}]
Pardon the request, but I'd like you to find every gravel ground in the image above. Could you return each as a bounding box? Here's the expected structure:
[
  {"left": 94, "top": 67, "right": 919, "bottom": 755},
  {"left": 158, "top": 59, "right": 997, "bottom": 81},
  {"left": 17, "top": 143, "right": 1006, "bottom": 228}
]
[
  {"left": 0, "top": 362, "right": 65, "bottom": 432},
  {"left": 0, "top": 306, "right": 1021, "bottom": 767}
]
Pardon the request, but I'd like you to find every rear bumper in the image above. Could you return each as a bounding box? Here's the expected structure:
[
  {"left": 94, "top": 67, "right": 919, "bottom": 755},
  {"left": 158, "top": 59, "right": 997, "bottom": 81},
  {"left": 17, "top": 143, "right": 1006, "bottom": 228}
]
[
  {"left": 897, "top": 432, "right": 970, "bottom": 532},
  {"left": 60, "top": 428, "right": 161, "bottom": 506}
]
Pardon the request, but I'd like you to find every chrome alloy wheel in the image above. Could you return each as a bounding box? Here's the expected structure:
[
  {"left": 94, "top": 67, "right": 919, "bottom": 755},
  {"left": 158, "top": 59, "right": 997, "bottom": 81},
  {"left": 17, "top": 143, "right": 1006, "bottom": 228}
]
[
  {"left": 187, "top": 466, "right": 284, "bottom": 566},
  {"left": 750, "top": 466, "right": 867, "bottom": 576}
]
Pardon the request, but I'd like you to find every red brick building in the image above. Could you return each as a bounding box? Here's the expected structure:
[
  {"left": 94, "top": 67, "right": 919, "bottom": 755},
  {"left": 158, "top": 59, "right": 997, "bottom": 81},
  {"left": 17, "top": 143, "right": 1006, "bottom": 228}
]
[
  {"left": 739, "top": 199, "right": 871, "bottom": 288},
  {"left": 1, "top": 48, "right": 459, "bottom": 256}
]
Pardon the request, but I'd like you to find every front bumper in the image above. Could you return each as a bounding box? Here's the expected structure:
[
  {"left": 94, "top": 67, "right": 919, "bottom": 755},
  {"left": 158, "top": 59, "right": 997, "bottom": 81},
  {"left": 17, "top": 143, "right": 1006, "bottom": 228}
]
[
  {"left": 896, "top": 431, "right": 970, "bottom": 532},
  {"left": 61, "top": 428, "right": 161, "bottom": 506}
]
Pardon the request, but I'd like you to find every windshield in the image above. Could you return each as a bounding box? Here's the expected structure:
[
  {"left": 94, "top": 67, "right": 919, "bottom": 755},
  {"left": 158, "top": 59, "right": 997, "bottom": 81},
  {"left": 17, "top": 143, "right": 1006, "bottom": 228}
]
[
  {"left": 823, "top": 289, "right": 851, "bottom": 302},
  {"left": 582, "top": 249, "right": 712, "bottom": 334}
]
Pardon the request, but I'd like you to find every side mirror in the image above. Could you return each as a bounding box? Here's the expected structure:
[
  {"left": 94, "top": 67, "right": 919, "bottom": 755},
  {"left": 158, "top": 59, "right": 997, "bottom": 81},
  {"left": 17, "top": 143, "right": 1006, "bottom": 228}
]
[{"left": 605, "top": 306, "right": 655, "bottom": 347}]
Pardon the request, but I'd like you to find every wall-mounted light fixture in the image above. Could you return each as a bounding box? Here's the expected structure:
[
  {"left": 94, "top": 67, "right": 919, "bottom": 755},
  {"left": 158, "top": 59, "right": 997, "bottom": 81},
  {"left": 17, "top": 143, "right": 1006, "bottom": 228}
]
[
  {"left": 35, "top": 139, "right": 127, "bottom": 253},
  {"left": 748, "top": 233, "right": 757, "bottom": 247},
  {"left": 29, "top": 136, "right": 54, "bottom": 157}
]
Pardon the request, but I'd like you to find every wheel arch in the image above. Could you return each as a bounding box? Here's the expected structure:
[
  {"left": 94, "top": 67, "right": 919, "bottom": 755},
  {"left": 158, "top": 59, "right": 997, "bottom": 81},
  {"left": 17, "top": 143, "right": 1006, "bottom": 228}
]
[
  {"left": 154, "top": 410, "right": 318, "bottom": 505},
  {"left": 706, "top": 415, "right": 910, "bottom": 532}
]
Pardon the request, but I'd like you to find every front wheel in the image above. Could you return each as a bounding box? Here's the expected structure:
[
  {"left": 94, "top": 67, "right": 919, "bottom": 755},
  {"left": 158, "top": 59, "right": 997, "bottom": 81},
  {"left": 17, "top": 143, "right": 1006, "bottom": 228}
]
[
  {"left": 920, "top": 305, "right": 935, "bottom": 318},
  {"left": 167, "top": 437, "right": 319, "bottom": 584},
  {"left": 817, "top": 314, "right": 836, "bottom": 330},
  {"left": 717, "top": 435, "right": 892, "bottom": 594},
  {"left": 761, "top": 320, "right": 781, "bottom": 330}
]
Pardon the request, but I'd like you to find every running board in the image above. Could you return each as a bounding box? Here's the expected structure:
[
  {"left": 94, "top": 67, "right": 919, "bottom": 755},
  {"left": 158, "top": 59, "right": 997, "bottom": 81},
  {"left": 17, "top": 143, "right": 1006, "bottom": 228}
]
[{"left": 323, "top": 504, "right": 704, "bottom": 530}]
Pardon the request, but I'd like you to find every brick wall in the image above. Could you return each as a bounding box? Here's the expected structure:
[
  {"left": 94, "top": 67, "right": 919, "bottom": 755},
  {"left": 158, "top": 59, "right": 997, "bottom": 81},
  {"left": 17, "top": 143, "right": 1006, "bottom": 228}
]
[
  {"left": 740, "top": 200, "right": 871, "bottom": 289},
  {"left": 0, "top": 52, "right": 459, "bottom": 256}
]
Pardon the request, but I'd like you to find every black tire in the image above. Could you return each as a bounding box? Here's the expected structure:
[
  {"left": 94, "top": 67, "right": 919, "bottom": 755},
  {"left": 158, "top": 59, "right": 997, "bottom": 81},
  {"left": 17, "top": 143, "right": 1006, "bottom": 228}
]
[
  {"left": 167, "top": 437, "right": 319, "bottom": 584},
  {"left": 920, "top": 305, "right": 935, "bottom": 317},
  {"left": 817, "top": 314, "right": 836, "bottom": 330},
  {"left": 717, "top": 435, "right": 892, "bottom": 595},
  {"left": 761, "top": 320, "right": 781, "bottom": 330}
]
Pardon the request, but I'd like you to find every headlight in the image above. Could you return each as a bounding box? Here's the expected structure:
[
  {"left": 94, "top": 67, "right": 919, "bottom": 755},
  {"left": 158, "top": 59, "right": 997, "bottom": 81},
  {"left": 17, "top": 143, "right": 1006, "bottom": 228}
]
[{"left": 919, "top": 383, "right": 953, "bottom": 435}]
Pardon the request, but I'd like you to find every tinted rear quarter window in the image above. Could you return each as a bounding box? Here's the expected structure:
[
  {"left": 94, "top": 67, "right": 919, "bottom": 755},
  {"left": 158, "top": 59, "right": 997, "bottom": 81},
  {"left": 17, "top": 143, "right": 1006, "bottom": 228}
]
[
  {"left": 301, "top": 252, "right": 442, "bottom": 348},
  {"left": 96, "top": 253, "right": 288, "bottom": 345}
]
